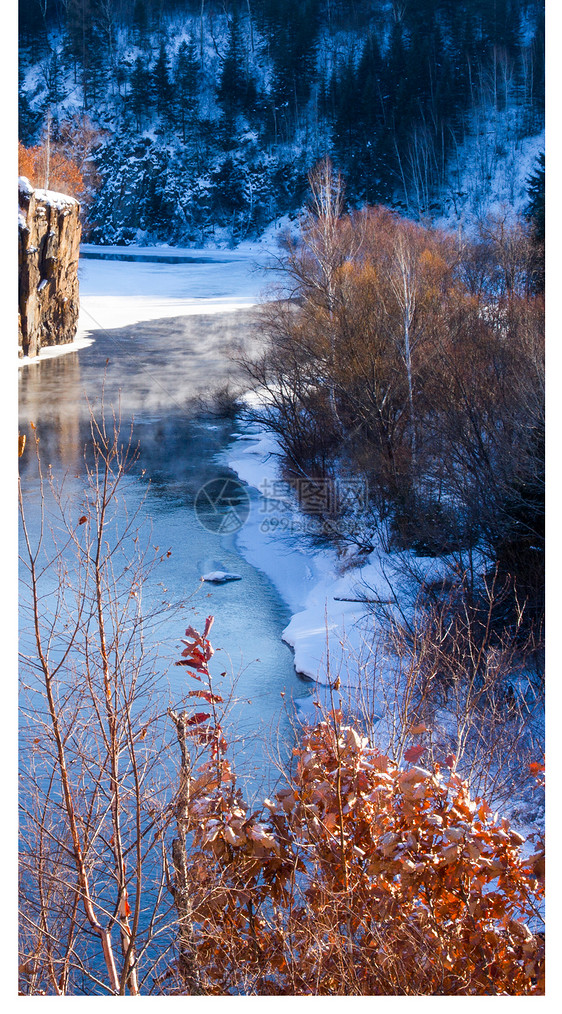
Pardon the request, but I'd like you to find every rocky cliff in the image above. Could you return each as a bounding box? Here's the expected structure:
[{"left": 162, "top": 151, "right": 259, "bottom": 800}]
[{"left": 18, "top": 177, "right": 81, "bottom": 358}]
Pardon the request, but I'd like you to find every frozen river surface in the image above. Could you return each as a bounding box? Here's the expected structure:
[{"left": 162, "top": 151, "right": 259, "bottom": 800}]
[{"left": 18, "top": 247, "right": 310, "bottom": 799}]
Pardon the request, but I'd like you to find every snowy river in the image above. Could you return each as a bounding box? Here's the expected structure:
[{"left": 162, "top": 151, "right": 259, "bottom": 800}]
[{"left": 18, "top": 246, "right": 313, "bottom": 800}]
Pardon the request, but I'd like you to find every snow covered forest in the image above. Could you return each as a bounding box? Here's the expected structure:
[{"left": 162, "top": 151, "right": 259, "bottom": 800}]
[{"left": 19, "top": 0, "right": 544, "bottom": 245}]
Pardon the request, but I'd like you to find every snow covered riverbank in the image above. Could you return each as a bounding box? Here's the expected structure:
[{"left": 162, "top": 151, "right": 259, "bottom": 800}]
[
  {"left": 226, "top": 424, "right": 545, "bottom": 842},
  {"left": 226, "top": 426, "right": 405, "bottom": 724}
]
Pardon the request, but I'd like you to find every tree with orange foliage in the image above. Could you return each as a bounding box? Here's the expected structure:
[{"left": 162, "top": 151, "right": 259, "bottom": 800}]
[
  {"left": 246, "top": 193, "right": 460, "bottom": 506},
  {"left": 18, "top": 139, "right": 85, "bottom": 199},
  {"left": 168, "top": 620, "right": 545, "bottom": 996}
]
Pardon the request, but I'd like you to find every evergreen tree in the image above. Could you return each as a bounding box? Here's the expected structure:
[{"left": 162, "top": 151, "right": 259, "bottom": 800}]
[
  {"left": 214, "top": 155, "right": 246, "bottom": 218},
  {"left": 133, "top": 0, "right": 150, "bottom": 42},
  {"left": 351, "top": 33, "right": 394, "bottom": 204},
  {"left": 217, "top": 9, "right": 257, "bottom": 122},
  {"left": 64, "top": 0, "right": 95, "bottom": 69},
  {"left": 143, "top": 148, "right": 175, "bottom": 232},
  {"left": 482, "top": 0, "right": 522, "bottom": 54},
  {"left": 152, "top": 43, "right": 174, "bottom": 122},
  {"left": 42, "top": 45, "right": 68, "bottom": 122},
  {"left": 331, "top": 56, "right": 362, "bottom": 160},
  {"left": 175, "top": 36, "right": 200, "bottom": 143},
  {"left": 525, "top": 151, "right": 545, "bottom": 292},
  {"left": 130, "top": 57, "right": 152, "bottom": 130},
  {"left": 62, "top": 1, "right": 108, "bottom": 109},
  {"left": 530, "top": 9, "right": 545, "bottom": 112},
  {"left": 256, "top": 0, "right": 322, "bottom": 118},
  {"left": 526, "top": 151, "right": 545, "bottom": 244},
  {"left": 18, "top": 0, "right": 51, "bottom": 61}
]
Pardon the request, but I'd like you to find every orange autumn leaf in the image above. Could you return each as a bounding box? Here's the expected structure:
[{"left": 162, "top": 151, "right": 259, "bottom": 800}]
[
  {"left": 188, "top": 689, "right": 223, "bottom": 704},
  {"left": 185, "top": 712, "right": 211, "bottom": 726},
  {"left": 404, "top": 743, "right": 425, "bottom": 764}
]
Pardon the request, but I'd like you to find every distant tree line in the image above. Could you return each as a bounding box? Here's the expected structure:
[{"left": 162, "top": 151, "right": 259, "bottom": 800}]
[{"left": 18, "top": 0, "right": 544, "bottom": 243}]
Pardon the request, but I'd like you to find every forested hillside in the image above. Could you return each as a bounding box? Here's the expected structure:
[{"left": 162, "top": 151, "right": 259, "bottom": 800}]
[{"left": 19, "top": 0, "right": 544, "bottom": 245}]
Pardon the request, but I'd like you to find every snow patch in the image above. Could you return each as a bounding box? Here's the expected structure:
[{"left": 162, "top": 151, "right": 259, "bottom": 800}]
[
  {"left": 201, "top": 571, "right": 242, "bottom": 584},
  {"left": 75, "top": 244, "right": 280, "bottom": 339},
  {"left": 226, "top": 426, "right": 401, "bottom": 722},
  {"left": 18, "top": 333, "right": 95, "bottom": 368}
]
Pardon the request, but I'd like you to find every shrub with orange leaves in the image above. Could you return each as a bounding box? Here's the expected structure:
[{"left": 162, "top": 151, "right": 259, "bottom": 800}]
[
  {"left": 169, "top": 622, "right": 544, "bottom": 996},
  {"left": 18, "top": 140, "right": 85, "bottom": 199}
]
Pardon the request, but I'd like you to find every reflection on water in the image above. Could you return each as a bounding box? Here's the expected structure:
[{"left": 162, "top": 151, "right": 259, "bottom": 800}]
[
  {"left": 19, "top": 314, "right": 307, "bottom": 801},
  {"left": 19, "top": 350, "right": 84, "bottom": 474}
]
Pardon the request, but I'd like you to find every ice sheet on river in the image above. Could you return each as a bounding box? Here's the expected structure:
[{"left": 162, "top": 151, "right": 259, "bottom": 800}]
[{"left": 76, "top": 243, "right": 275, "bottom": 336}]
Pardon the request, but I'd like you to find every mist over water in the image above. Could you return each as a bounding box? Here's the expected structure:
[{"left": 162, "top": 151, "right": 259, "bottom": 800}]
[{"left": 19, "top": 311, "right": 309, "bottom": 802}]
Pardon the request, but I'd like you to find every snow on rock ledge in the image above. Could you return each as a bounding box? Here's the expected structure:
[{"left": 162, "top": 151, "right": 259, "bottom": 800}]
[{"left": 18, "top": 176, "right": 81, "bottom": 358}]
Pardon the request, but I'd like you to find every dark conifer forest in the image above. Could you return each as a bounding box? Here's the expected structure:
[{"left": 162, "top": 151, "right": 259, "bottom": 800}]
[{"left": 19, "top": 0, "right": 544, "bottom": 244}]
